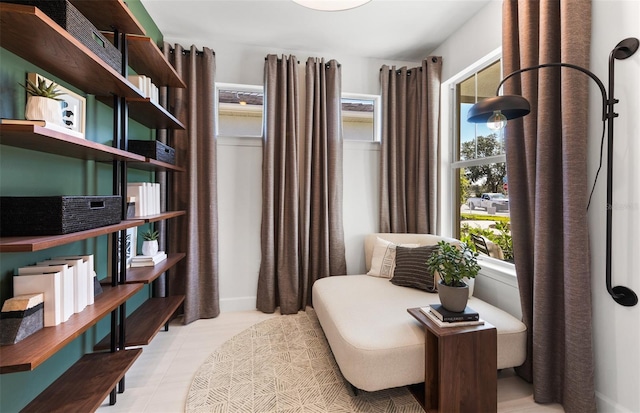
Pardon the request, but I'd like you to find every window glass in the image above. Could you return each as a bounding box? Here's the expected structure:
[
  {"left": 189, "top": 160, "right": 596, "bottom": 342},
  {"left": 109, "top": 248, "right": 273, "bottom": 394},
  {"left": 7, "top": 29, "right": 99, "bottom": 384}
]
[
  {"left": 342, "top": 94, "right": 380, "bottom": 142},
  {"left": 453, "top": 60, "right": 513, "bottom": 263},
  {"left": 216, "top": 83, "right": 263, "bottom": 137}
]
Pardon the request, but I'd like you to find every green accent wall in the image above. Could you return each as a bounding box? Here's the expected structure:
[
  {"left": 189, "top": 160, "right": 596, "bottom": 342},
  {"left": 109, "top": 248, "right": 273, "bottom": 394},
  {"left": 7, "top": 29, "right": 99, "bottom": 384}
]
[{"left": 0, "top": 3, "right": 165, "bottom": 412}]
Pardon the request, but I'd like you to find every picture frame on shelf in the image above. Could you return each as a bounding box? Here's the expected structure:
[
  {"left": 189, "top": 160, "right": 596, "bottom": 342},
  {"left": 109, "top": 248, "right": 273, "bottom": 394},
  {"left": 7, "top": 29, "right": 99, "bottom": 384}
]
[
  {"left": 27, "top": 73, "right": 86, "bottom": 139},
  {"left": 107, "top": 227, "right": 137, "bottom": 275}
]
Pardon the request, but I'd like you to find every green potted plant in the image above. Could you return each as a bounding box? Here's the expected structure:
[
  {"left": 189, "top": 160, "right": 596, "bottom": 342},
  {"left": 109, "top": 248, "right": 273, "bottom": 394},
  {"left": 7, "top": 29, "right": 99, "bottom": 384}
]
[
  {"left": 20, "top": 78, "right": 64, "bottom": 125},
  {"left": 140, "top": 229, "right": 159, "bottom": 256},
  {"left": 426, "top": 240, "right": 481, "bottom": 312}
]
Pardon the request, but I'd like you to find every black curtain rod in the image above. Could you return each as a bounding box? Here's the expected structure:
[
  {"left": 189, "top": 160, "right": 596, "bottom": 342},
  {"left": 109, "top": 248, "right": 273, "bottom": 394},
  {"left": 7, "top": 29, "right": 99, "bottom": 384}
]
[
  {"left": 263, "top": 57, "right": 341, "bottom": 68},
  {"left": 167, "top": 47, "right": 211, "bottom": 56}
]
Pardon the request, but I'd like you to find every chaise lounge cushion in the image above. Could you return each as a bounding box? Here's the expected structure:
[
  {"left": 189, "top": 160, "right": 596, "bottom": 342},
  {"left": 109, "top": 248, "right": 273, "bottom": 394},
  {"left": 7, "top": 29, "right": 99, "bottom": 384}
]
[{"left": 312, "top": 233, "right": 527, "bottom": 392}]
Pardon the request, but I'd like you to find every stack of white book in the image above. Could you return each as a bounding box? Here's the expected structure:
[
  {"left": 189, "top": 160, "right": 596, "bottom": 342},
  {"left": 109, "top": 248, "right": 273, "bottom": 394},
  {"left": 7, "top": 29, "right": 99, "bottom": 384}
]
[
  {"left": 127, "top": 182, "right": 161, "bottom": 217},
  {"left": 128, "top": 75, "right": 159, "bottom": 104},
  {"left": 13, "top": 255, "right": 96, "bottom": 327},
  {"left": 131, "top": 251, "right": 167, "bottom": 267}
]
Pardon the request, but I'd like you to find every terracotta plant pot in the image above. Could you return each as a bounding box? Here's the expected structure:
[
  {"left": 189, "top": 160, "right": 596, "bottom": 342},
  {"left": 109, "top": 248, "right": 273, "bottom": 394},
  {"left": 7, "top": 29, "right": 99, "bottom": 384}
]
[
  {"left": 25, "top": 96, "right": 62, "bottom": 125},
  {"left": 437, "top": 280, "right": 469, "bottom": 312}
]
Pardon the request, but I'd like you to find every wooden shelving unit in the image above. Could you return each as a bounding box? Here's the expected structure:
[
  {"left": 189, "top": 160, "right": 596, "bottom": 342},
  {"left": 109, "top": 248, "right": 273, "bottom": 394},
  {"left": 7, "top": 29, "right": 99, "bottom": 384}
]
[
  {"left": 0, "top": 284, "right": 142, "bottom": 374},
  {"left": 21, "top": 349, "right": 142, "bottom": 413},
  {"left": 70, "top": 0, "right": 146, "bottom": 35},
  {"left": 101, "top": 253, "right": 186, "bottom": 285}
]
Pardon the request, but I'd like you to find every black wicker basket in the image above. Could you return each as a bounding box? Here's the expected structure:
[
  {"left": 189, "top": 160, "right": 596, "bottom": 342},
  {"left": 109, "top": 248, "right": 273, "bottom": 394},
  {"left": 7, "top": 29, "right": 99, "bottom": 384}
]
[
  {"left": 128, "top": 140, "right": 176, "bottom": 165},
  {"left": 8, "top": 0, "right": 122, "bottom": 72},
  {"left": 0, "top": 196, "right": 122, "bottom": 236}
]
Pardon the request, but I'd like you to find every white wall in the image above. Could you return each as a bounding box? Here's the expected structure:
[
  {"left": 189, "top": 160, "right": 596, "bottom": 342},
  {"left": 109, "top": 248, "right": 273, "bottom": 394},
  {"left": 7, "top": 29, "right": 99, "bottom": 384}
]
[{"left": 589, "top": 2, "right": 640, "bottom": 412}]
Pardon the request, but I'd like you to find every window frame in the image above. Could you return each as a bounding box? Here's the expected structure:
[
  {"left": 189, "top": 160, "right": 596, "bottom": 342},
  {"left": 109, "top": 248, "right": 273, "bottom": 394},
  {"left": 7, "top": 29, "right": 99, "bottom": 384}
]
[
  {"left": 215, "top": 82, "right": 264, "bottom": 139},
  {"left": 341, "top": 92, "right": 381, "bottom": 143}
]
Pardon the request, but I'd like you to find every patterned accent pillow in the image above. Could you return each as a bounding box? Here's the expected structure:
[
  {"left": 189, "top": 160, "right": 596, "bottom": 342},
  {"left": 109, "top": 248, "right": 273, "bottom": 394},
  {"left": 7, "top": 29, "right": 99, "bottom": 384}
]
[
  {"left": 367, "top": 237, "right": 419, "bottom": 279},
  {"left": 390, "top": 245, "right": 439, "bottom": 292}
]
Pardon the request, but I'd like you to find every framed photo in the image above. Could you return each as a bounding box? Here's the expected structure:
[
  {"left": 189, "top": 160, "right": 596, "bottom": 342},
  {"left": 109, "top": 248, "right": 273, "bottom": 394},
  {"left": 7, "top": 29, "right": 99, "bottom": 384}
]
[
  {"left": 108, "top": 227, "right": 138, "bottom": 276},
  {"left": 28, "top": 73, "right": 86, "bottom": 138}
]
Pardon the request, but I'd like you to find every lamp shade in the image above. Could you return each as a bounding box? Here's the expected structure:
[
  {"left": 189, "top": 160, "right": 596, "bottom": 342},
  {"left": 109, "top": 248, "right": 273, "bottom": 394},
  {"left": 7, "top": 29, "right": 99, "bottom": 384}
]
[{"left": 466, "top": 95, "right": 531, "bottom": 123}]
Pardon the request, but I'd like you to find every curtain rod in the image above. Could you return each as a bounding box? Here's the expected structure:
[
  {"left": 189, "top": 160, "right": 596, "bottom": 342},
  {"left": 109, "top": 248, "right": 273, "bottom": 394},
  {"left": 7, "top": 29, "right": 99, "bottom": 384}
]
[
  {"left": 263, "top": 57, "right": 342, "bottom": 67},
  {"left": 379, "top": 56, "right": 441, "bottom": 72},
  {"left": 167, "top": 47, "right": 212, "bottom": 56}
]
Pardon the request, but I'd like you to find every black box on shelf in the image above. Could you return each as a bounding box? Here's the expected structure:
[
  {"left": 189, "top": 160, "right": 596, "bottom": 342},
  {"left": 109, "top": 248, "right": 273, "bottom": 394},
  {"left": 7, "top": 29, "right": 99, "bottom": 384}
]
[
  {"left": 7, "top": 0, "right": 122, "bottom": 73},
  {"left": 0, "top": 196, "right": 122, "bottom": 236},
  {"left": 128, "top": 140, "right": 176, "bottom": 165}
]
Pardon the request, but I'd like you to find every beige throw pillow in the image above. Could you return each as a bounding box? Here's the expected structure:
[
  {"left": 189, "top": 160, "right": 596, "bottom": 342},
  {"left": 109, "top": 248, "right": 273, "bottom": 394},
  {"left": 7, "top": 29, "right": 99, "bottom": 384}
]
[{"left": 367, "top": 237, "right": 418, "bottom": 279}]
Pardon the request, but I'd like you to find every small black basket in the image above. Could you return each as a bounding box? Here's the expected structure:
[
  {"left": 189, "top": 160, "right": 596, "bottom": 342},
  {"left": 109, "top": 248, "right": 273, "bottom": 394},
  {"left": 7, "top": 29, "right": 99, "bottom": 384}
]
[
  {"left": 0, "top": 196, "right": 122, "bottom": 236},
  {"left": 128, "top": 140, "right": 176, "bottom": 165},
  {"left": 8, "top": 0, "right": 122, "bottom": 72}
]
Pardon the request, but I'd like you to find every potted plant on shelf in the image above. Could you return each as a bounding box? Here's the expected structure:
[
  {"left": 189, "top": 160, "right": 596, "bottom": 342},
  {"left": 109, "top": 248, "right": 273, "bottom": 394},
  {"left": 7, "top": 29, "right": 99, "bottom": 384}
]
[
  {"left": 141, "top": 230, "right": 159, "bottom": 256},
  {"left": 20, "top": 78, "right": 64, "bottom": 126},
  {"left": 426, "top": 240, "right": 481, "bottom": 312}
]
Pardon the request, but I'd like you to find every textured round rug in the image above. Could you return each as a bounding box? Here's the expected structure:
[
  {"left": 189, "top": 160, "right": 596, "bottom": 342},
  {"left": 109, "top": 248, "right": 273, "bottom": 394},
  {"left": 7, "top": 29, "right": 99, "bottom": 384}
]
[{"left": 186, "top": 308, "right": 424, "bottom": 413}]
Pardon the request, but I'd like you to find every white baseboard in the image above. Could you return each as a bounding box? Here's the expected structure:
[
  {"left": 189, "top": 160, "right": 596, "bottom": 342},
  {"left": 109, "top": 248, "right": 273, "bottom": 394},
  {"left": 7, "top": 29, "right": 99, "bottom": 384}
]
[
  {"left": 596, "top": 390, "right": 636, "bottom": 413},
  {"left": 220, "top": 296, "right": 257, "bottom": 313}
]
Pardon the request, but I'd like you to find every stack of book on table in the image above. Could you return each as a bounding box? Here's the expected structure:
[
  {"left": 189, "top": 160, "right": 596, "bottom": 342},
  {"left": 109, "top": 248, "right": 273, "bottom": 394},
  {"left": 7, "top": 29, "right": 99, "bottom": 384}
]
[
  {"left": 420, "top": 304, "right": 484, "bottom": 328},
  {"left": 131, "top": 251, "right": 167, "bottom": 267}
]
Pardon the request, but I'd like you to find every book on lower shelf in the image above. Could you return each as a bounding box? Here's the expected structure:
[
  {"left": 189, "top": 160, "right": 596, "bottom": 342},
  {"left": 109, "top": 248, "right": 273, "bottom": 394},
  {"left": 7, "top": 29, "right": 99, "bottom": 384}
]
[
  {"left": 130, "top": 251, "right": 167, "bottom": 267},
  {"left": 428, "top": 304, "right": 479, "bottom": 322},
  {"left": 419, "top": 306, "right": 485, "bottom": 328},
  {"left": 1, "top": 119, "right": 84, "bottom": 139}
]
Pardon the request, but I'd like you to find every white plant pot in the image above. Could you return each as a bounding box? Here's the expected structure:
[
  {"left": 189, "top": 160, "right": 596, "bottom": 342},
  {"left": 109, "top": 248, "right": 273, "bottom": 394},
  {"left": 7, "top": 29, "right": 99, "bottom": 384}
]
[
  {"left": 25, "top": 96, "right": 63, "bottom": 125},
  {"left": 141, "top": 240, "right": 158, "bottom": 256}
]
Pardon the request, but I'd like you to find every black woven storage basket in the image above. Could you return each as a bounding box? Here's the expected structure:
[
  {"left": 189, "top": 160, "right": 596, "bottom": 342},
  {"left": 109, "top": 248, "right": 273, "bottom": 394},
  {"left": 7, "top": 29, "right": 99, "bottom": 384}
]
[
  {"left": 8, "top": 0, "right": 122, "bottom": 72},
  {"left": 0, "top": 196, "right": 122, "bottom": 236},
  {"left": 128, "top": 140, "right": 176, "bottom": 165}
]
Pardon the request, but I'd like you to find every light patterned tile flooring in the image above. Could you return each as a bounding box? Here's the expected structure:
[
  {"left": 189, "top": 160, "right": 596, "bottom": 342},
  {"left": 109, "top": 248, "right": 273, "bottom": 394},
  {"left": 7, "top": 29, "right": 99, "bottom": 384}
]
[{"left": 96, "top": 310, "right": 564, "bottom": 413}]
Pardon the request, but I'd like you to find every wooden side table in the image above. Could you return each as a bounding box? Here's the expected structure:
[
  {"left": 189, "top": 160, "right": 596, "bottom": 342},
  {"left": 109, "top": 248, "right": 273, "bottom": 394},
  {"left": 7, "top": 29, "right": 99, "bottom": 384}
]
[{"left": 407, "top": 307, "right": 497, "bottom": 413}]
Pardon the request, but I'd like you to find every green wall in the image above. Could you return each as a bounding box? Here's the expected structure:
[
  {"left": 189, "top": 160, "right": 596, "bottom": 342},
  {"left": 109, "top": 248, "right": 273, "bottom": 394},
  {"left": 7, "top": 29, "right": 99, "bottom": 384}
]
[{"left": 0, "top": 2, "right": 165, "bottom": 411}]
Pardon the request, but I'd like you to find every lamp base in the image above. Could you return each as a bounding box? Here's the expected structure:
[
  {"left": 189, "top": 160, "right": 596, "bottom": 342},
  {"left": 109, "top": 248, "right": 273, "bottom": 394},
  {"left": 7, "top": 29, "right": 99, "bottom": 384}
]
[{"left": 611, "top": 286, "right": 638, "bottom": 307}]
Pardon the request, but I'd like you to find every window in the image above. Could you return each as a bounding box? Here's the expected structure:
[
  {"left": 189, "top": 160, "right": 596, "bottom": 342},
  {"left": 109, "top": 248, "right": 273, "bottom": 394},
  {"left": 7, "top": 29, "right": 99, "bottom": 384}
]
[
  {"left": 452, "top": 60, "right": 513, "bottom": 263},
  {"left": 341, "top": 93, "right": 380, "bottom": 142},
  {"left": 215, "top": 83, "right": 263, "bottom": 138}
]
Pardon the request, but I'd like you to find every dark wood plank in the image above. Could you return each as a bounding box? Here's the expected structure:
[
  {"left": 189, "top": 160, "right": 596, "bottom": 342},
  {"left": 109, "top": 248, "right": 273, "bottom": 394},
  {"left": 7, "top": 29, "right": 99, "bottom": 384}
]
[
  {"left": 0, "top": 284, "right": 143, "bottom": 374},
  {"left": 94, "top": 296, "right": 184, "bottom": 350},
  {"left": 70, "top": 0, "right": 146, "bottom": 35},
  {"left": 0, "top": 124, "right": 146, "bottom": 162},
  {"left": 97, "top": 96, "right": 185, "bottom": 130},
  {"left": 125, "top": 253, "right": 186, "bottom": 284},
  {"left": 128, "top": 158, "right": 186, "bottom": 173},
  {"left": 0, "top": 220, "right": 144, "bottom": 253},
  {"left": 20, "top": 349, "right": 142, "bottom": 413},
  {"left": 138, "top": 211, "right": 187, "bottom": 224},
  {"left": 0, "top": 4, "right": 141, "bottom": 98}
]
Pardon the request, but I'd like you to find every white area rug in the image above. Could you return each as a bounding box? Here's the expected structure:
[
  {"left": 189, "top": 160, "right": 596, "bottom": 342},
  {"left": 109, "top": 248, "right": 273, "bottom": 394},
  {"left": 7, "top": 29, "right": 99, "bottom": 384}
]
[{"left": 186, "top": 308, "right": 424, "bottom": 412}]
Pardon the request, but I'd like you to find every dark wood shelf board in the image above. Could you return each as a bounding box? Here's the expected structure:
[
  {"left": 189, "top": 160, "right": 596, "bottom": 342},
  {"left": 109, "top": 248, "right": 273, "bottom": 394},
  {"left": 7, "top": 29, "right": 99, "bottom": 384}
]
[
  {"left": 20, "top": 348, "right": 142, "bottom": 413},
  {"left": 0, "top": 4, "right": 142, "bottom": 98},
  {"left": 140, "top": 211, "right": 187, "bottom": 223},
  {"left": 0, "top": 124, "right": 146, "bottom": 162},
  {"left": 94, "top": 296, "right": 184, "bottom": 350},
  {"left": 102, "top": 33, "right": 185, "bottom": 88},
  {"left": 70, "top": 0, "right": 146, "bottom": 35},
  {"left": 128, "top": 158, "right": 186, "bottom": 173},
  {"left": 125, "top": 253, "right": 186, "bottom": 284},
  {"left": 96, "top": 96, "right": 185, "bottom": 130},
  {"left": 0, "top": 284, "right": 143, "bottom": 374},
  {"left": 0, "top": 220, "right": 144, "bottom": 253}
]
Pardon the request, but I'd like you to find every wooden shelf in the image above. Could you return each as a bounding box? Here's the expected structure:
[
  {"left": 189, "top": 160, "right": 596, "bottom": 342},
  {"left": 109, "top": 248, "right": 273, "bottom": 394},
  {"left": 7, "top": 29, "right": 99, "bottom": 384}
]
[
  {"left": 138, "top": 211, "right": 186, "bottom": 223},
  {"left": 0, "top": 4, "right": 142, "bottom": 98},
  {"left": 0, "top": 284, "right": 143, "bottom": 374},
  {"left": 128, "top": 158, "right": 186, "bottom": 173},
  {"left": 70, "top": 0, "right": 146, "bottom": 35},
  {"left": 0, "top": 124, "right": 146, "bottom": 162},
  {"left": 126, "top": 253, "right": 186, "bottom": 284},
  {"left": 94, "top": 296, "right": 184, "bottom": 350},
  {"left": 0, "top": 220, "right": 144, "bottom": 253},
  {"left": 20, "top": 348, "right": 142, "bottom": 413},
  {"left": 102, "top": 33, "right": 185, "bottom": 88},
  {"left": 97, "top": 96, "right": 185, "bottom": 130}
]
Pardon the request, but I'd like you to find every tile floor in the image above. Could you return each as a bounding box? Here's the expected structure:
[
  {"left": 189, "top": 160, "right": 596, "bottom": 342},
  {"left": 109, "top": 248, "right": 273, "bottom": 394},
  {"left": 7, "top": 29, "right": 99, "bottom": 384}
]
[{"left": 97, "top": 310, "right": 564, "bottom": 413}]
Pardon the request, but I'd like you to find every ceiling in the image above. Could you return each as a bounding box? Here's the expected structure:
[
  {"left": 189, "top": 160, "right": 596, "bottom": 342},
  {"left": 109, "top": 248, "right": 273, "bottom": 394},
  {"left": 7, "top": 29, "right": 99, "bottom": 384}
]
[{"left": 140, "top": 0, "right": 492, "bottom": 62}]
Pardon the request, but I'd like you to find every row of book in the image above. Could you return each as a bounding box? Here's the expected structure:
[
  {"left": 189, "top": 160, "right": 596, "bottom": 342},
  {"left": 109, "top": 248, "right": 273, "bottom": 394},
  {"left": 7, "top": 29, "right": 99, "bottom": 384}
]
[
  {"left": 13, "top": 255, "right": 96, "bottom": 327},
  {"left": 128, "top": 75, "right": 159, "bottom": 104},
  {"left": 420, "top": 304, "right": 484, "bottom": 328},
  {"left": 127, "top": 182, "right": 161, "bottom": 217}
]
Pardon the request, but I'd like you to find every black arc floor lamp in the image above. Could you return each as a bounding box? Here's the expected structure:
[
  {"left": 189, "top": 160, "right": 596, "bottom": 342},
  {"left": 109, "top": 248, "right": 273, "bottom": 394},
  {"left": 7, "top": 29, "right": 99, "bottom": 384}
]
[{"left": 467, "top": 37, "right": 639, "bottom": 307}]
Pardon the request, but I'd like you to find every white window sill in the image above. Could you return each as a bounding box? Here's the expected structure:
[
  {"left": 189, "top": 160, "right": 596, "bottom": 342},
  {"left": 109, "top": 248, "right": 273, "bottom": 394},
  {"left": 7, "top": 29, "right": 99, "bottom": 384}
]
[{"left": 477, "top": 256, "right": 518, "bottom": 288}]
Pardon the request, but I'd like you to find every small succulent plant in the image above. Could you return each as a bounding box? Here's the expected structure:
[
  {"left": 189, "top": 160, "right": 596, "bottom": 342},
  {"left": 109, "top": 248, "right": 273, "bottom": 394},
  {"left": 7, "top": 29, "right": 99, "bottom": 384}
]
[
  {"left": 20, "top": 78, "right": 64, "bottom": 101},
  {"left": 141, "top": 230, "right": 159, "bottom": 241}
]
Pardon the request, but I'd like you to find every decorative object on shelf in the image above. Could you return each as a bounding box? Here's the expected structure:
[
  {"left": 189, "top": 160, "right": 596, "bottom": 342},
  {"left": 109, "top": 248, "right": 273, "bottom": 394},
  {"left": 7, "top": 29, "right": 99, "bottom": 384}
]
[
  {"left": 0, "top": 195, "right": 121, "bottom": 236},
  {"left": 28, "top": 73, "right": 86, "bottom": 138},
  {"left": 128, "top": 140, "right": 175, "bottom": 164},
  {"left": 467, "top": 37, "right": 639, "bottom": 307},
  {"left": 131, "top": 251, "right": 167, "bottom": 267},
  {"left": 18, "top": 264, "right": 74, "bottom": 322},
  {"left": 127, "top": 75, "right": 159, "bottom": 103},
  {"left": 21, "top": 77, "right": 63, "bottom": 126},
  {"left": 141, "top": 230, "right": 159, "bottom": 257},
  {"left": 426, "top": 240, "right": 480, "bottom": 312},
  {"left": 126, "top": 197, "right": 136, "bottom": 218},
  {"left": 109, "top": 227, "right": 138, "bottom": 274},
  {"left": 0, "top": 293, "right": 44, "bottom": 345},
  {"left": 127, "top": 182, "right": 161, "bottom": 217},
  {"left": 13, "top": 270, "right": 63, "bottom": 327}
]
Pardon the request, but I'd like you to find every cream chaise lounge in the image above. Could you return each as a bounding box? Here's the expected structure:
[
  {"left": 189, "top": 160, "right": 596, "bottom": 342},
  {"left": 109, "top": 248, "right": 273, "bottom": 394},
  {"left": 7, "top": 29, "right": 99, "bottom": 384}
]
[{"left": 312, "top": 233, "right": 527, "bottom": 392}]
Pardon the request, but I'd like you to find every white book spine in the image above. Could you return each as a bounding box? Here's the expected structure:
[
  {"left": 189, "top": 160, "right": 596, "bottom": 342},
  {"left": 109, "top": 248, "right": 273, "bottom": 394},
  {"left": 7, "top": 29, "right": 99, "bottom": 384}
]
[
  {"left": 13, "top": 272, "right": 62, "bottom": 326},
  {"left": 20, "top": 264, "right": 74, "bottom": 322}
]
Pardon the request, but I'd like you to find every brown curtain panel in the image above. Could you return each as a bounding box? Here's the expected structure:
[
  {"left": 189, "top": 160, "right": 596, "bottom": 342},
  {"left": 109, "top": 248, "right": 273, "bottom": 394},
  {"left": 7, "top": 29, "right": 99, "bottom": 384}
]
[
  {"left": 502, "top": 1, "right": 596, "bottom": 411},
  {"left": 164, "top": 44, "right": 219, "bottom": 324},
  {"left": 379, "top": 57, "right": 442, "bottom": 233},
  {"left": 258, "top": 54, "right": 301, "bottom": 315},
  {"left": 301, "top": 57, "right": 347, "bottom": 307}
]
